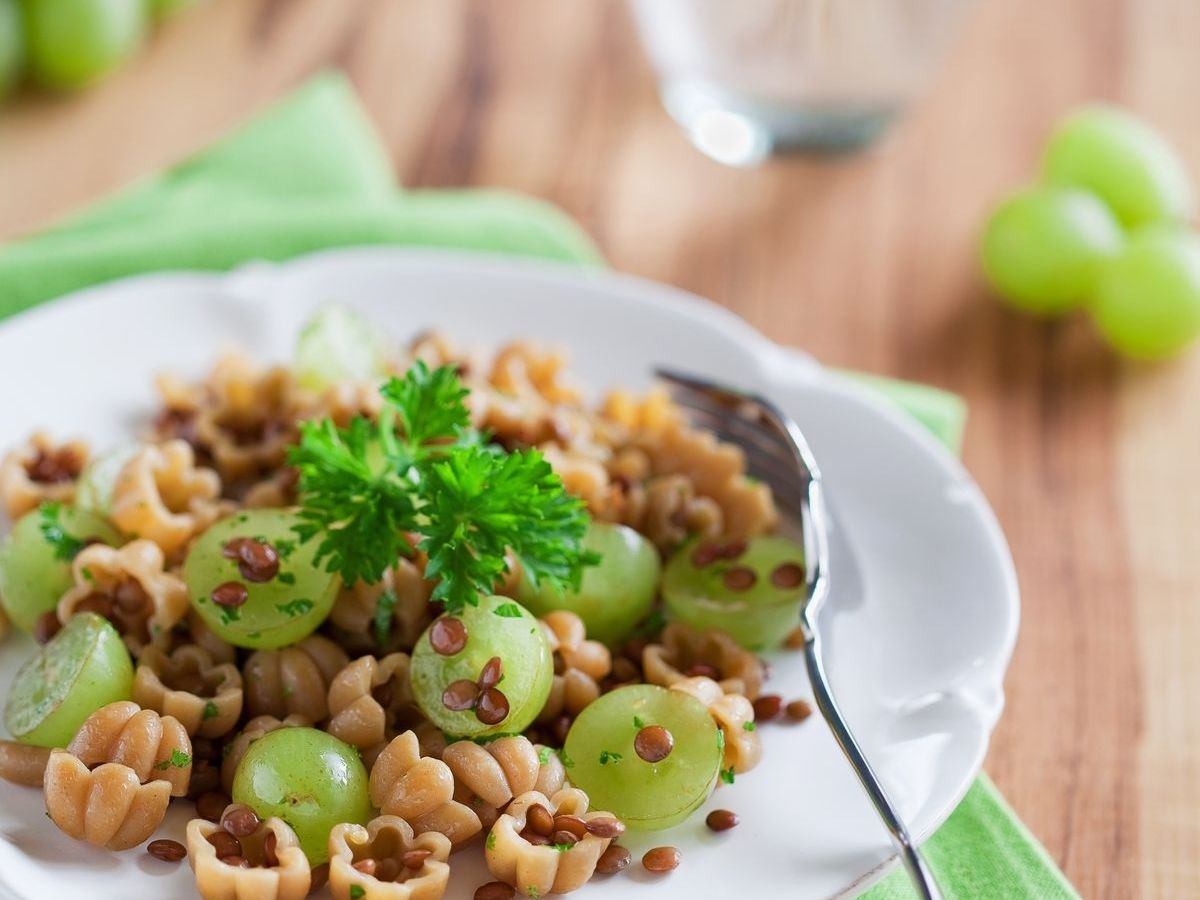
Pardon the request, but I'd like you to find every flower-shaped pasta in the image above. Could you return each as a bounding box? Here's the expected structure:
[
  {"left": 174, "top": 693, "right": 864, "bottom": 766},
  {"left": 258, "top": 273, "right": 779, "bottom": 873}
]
[
  {"left": 669, "top": 675, "right": 762, "bottom": 774},
  {"left": 0, "top": 740, "right": 51, "bottom": 787},
  {"left": 220, "top": 714, "right": 310, "bottom": 794},
  {"left": 243, "top": 634, "right": 349, "bottom": 721},
  {"left": 328, "top": 559, "right": 434, "bottom": 655},
  {"left": 0, "top": 431, "right": 89, "bottom": 519},
  {"left": 638, "top": 473, "right": 723, "bottom": 552},
  {"left": 326, "top": 653, "right": 422, "bottom": 767},
  {"left": 368, "top": 731, "right": 481, "bottom": 847},
  {"left": 134, "top": 644, "right": 243, "bottom": 738},
  {"left": 539, "top": 445, "right": 615, "bottom": 518},
  {"left": 187, "top": 814, "right": 310, "bottom": 900},
  {"left": 110, "top": 440, "right": 223, "bottom": 558},
  {"left": 485, "top": 788, "right": 618, "bottom": 897},
  {"left": 240, "top": 466, "right": 300, "bottom": 509},
  {"left": 44, "top": 701, "right": 192, "bottom": 850},
  {"left": 537, "top": 611, "right": 611, "bottom": 723},
  {"left": 642, "top": 620, "right": 765, "bottom": 700},
  {"left": 328, "top": 815, "right": 451, "bottom": 900},
  {"left": 442, "top": 736, "right": 544, "bottom": 831},
  {"left": 57, "top": 539, "right": 190, "bottom": 654}
]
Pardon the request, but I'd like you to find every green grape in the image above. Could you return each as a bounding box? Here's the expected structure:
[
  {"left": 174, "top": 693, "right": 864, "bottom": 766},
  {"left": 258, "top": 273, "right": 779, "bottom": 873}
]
[
  {"left": 662, "top": 535, "right": 807, "bottom": 651},
  {"left": 184, "top": 509, "right": 340, "bottom": 650},
  {"left": 1044, "top": 105, "right": 1196, "bottom": 228},
  {"left": 0, "top": 505, "right": 121, "bottom": 633},
  {"left": 1091, "top": 226, "right": 1200, "bottom": 359},
  {"left": 148, "top": 0, "right": 199, "bottom": 19},
  {"left": 23, "top": 0, "right": 146, "bottom": 90},
  {"left": 563, "top": 684, "right": 722, "bottom": 831},
  {"left": 75, "top": 444, "right": 137, "bottom": 516},
  {"left": 981, "top": 185, "right": 1123, "bottom": 315},
  {"left": 293, "top": 305, "right": 386, "bottom": 392},
  {"left": 515, "top": 522, "right": 660, "bottom": 646},
  {"left": 4, "top": 613, "right": 134, "bottom": 747},
  {"left": 232, "top": 727, "right": 372, "bottom": 865},
  {"left": 0, "top": 0, "right": 23, "bottom": 99},
  {"left": 410, "top": 595, "right": 553, "bottom": 740}
]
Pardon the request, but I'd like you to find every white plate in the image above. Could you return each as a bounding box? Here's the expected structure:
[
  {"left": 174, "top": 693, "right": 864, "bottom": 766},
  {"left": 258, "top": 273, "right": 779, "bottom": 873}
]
[{"left": 0, "top": 248, "right": 1018, "bottom": 900}]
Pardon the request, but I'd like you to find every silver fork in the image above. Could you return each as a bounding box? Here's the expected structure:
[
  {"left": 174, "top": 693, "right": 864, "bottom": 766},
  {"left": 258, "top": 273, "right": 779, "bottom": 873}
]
[{"left": 657, "top": 367, "right": 943, "bottom": 900}]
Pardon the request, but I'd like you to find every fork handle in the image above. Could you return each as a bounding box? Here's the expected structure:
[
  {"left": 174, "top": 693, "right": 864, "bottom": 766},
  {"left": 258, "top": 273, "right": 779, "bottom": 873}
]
[{"left": 804, "top": 634, "right": 944, "bottom": 900}]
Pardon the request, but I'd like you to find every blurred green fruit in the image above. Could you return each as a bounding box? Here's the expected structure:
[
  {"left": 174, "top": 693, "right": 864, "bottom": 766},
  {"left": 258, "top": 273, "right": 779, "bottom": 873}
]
[
  {"left": 148, "top": 0, "right": 198, "bottom": 19},
  {"left": 23, "top": 0, "right": 147, "bottom": 90},
  {"left": 0, "top": 0, "right": 23, "bottom": 98}
]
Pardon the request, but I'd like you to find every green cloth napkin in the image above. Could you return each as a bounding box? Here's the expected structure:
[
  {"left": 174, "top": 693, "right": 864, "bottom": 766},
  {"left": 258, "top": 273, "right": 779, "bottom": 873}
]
[{"left": 0, "top": 72, "right": 1075, "bottom": 899}]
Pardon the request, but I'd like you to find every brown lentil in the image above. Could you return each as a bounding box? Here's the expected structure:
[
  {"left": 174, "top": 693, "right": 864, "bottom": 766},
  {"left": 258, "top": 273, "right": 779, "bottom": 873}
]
[
  {"left": 642, "top": 846, "right": 682, "bottom": 873},
  {"left": 195, "top": 791, "right": 231, "bottom": 822},
  {"left": 596, "top": 844, "right": 632, "bottom": 875},
  {"left": 550, "top": 714, "right": 572, "bottom": 746},
  {"left": 221, "top": 855, "right": 248, "bottom": 868},
  {"left": 690, "top": 542, "right": 721, "bottom": 568},
  {"left": 33, "top": 611, "right": 61, "bottom": 644},
  {"left": 220, "top": 804, "right": 261, "bottom": 838},
  {"left": 429, "top": 616, "right": 468, "bottom": 655},
  {"left": 551, "top": 830, "right": 579, "bottom": 847},
  {"left": 621, "top": 637, "right": 649, "bottom": 665},
  {"left": 402, "top": 848, "right": 432, "bottom": 869},
  {"left": 786, "top": 699, "right": 813, "bottom": 722},
  {"left": 634, "top": 725, "right": 674, "bottom": 763},
  {"left": 552, "top": 814, "right": 589, "bottom": 840},
  {"left": 526, "top": 803, "right": 555, "bottom": 837},
  {"left": 206, "top": 830, "right": 242, "bottom": 859},
  {"left": 478, "top": 656, "right": 504, "bottom": 690},
  {"left": 705, "top": 809, "right": 739, "bottom": 832},
  {"left": 442, "top": 679, "right": 479, "bottom": 711},
  {"left": 222, "top": 537, "right": 280, "bottom": 583},
  {"left": 520, "top": 829, "right": 552, "bottom": 846},
  {"left": 475, "top": 687, "right": 510, "bottom": 725},
  {"left": 376, "top": 858, "right": 401, "bottom": 882},
  {"left": 147, "top": 839, "right": 187, "bottom": 862},
  {"left": 611, "top": 657, "right": 640, "bottom": 682},
  {"left": 752, "top": 694, "right": 784, "bottom": 722},
  {"left": 684, "top": 662, "right": 721, "bottom": 680},
  {"left": 584, "top": 816, "right": 625, "bottom": 839},
  {"left": 262, "top": 830, "right": 279, "bottom": 868},
  {"left": 352, "top": 858, "right": 377, "bottom": 876},
  {"left": 75, "top": 594, "right": 114, "bottom": 619},
  {"left": 309, "top": 862, "right": 330, "bottom": 893},
  {"left": 113, "top": 579, "right": 149, "bottom": 613},
  {"left": 718, "top": 539, "right": 748, "bottom": 560},
  {"left": 211, "top": 581, "right": 249, "bottom": 608},
  {"left": 474, "top": 882, "right": 516, "bottom": 900},
  {"left": 770, "top": 561, "right": 805, "bottom": 589},
  {"left": 27, "top": 447, "right": 83, "bottom": 483},
  {"left": 722, "top": 566, "right": 758, "bottom": 592}
]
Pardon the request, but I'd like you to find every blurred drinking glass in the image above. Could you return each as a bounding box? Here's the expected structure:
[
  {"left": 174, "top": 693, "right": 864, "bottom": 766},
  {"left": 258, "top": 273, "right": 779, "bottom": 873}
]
[{"left": 629, "top": 0, "right": 975, "bottom": 166}]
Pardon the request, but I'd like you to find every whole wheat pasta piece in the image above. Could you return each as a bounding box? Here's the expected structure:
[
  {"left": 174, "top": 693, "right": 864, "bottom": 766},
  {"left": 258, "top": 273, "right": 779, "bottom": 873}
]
[
  {"left": 220, "top": 714, "right": 310, "bottom": 794},
  {"left": 490, "top": 343, "right": 582, "bottom": 407},
  {"left": 532, "top": 745, "right": 567, "bottom": 797},
  {"left": 326, "top": 653, "right": 422, "bottom": 766},
  {"left": 368, "top": 731, "right": 481, "bottom": 847},
  {"left": 637, "top": 473, "right": 723, "bottom": 553},
  {"left": 537, "top": 611, "right": 611, "bottom": 723},
  {"left": 485, "top": 788, "right": 617, "bottom": 897},
  {"left": 599, "top": 387, "right": 679, "bottom": 435},
  {"left": 0, "top": 431, "right": 88, "bottom": 519},
  {"left": 539, "top": 445, "right": 615, "bottom": 518},
  {"left": 441, "top": 736, "right": 542, "bottom": 830},
  {"left": 328, "top": 815, "right": 451, "bottom": 900},
  {"left": 243, "top": 634, "right": 349, "bottom": 721},
  {"left": 669, "top": 676, "right": 762, "bottom": 774},
  {"left": 240, "top": 466, "right": 300, "bottom": 509},
  {"left": 110, "top": 440, "right": 223, "bottom": 559},
  {"left": 57, "top": 540, "right": 190, "bottom": 655},
  {"left": 0, "top": 740, "right": 51, "bottom": 787},
  {"left": 642, "top": 620, "right": 765, "bottom": 700},
  {"left": 44, "top": 701, "right": 191, "bottom": 850},
  {"left": 328, "top": 558, "right": 434, "bottom": 655},
  {"left": 133, "top": 644, "right": 243, "bottom": 738},
  {"left": 187, "top": 814, "right": 310, "bottom": 900}
]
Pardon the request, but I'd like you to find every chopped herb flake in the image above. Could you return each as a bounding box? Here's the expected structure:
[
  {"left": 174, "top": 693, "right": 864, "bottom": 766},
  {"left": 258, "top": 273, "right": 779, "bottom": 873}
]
[
  {"left": 155, "top": 749, "right": 192, "bottom": 770},
  {"left": 275, "top": 599, "right": 314, "bottom": 618},
  {"left": 38, "top": 502, "right": 86, "bottom": 561},
  {"left": 537, "top": 746, "right": 553, "bottom": 766},
  {"left": 373, "top": 588, "right": 397, "bottom": 648},
  {"left": 277, "top": 572, "right": 296, "bottom": 585},
  {"left": 556, "top": 748, "right": 575, "bottom": 769},
  {"left": 743, "top": 721, "right": 756, "bottom": 731},
  {"left": 202, "top": 701, "right": 220, "bottom": 722},
  {"left": 350, "top": 886, "right": 365, "bottom": 900},
  {"left": 633, "top": 715, "right": 645, "bottom": 729},
  {"left": 218, "top": 605, "right": 241, "bottom": 625},
  {"left": 599, "top": 750, "right": 623, "bottom": 766},
  {"left": 720, "top": 767, "right": 735, "bottom": 785},
  {"left": 493, "top": 603, "right": 524, "bottom": 618},
  {"left": 486, "top": 831, "right": 497, "bottom": 850}
]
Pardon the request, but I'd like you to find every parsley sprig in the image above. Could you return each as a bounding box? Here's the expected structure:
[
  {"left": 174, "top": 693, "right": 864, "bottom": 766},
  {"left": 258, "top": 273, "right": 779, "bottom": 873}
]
[{"left": 289, "top": 361, "right": 597, "bottom": 613}]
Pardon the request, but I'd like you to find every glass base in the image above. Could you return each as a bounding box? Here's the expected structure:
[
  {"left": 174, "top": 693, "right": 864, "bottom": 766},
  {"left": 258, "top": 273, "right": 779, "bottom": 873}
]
[{"left": 660, "top": 78, "right": 899, "bottom": 166}]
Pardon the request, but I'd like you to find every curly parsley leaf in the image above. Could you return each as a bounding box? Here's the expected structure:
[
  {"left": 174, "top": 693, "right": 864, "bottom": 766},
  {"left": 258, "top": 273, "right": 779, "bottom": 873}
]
[
  {"left": 373, "top": 588, "right": 397, "bottom": 648},
  {"left": 38, "top": 502, "right": 86, "bottom": 562},
  {"left": 379, "top": 360, "right": 471, "bottom": 448}
]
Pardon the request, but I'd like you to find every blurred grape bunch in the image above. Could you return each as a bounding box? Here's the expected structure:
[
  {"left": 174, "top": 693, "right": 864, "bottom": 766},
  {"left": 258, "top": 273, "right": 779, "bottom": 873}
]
[{"left": 0, "top": 0, "right": 201, "bottom": 99}]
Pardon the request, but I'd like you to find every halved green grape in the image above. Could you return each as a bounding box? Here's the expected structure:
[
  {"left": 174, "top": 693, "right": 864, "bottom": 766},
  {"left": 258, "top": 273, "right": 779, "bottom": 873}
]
[
  {"left": 4, "top": 612, "right": 134, "bottom": 747},
  {"left": 75, "top": 444, "right": 138, "bottom": 516},
  {"left": 1044, "top": 105, "right": 1196, "bottom": 228},
  {"left": 184, "top": 509, "right": 340, "bottom": 650},
  {"left": 232, "top": 726, "right": 372, "bottom": 864},
  {"left": 23, "top": 0, "right": 146, "bottom": 90},
  {"left": 515, "top": 522, "right": 660, "bottom": 646},
  {"left": 410, "top": 594, "right": 553, "bottom": 740},
  {"left": 0, "top": 504, "right": 122, "bottom": 633},
  {"left": 1091, "top": 226, "right": 1200, "bottom": 359},
  {"left": 981, "top": 185, "right": 1123, "bottom": 316},
  {"left": 0, "top": 0, "right": 23, "bottom": 100},
  {"left": 563, "top": 684, "right": 722, "bottom": 831},
  {"left": 662, "top": 535, "right": 807, "bottom": 651},
  {"left": 293, "top": 305, "right": 386, "bottom": 393}
]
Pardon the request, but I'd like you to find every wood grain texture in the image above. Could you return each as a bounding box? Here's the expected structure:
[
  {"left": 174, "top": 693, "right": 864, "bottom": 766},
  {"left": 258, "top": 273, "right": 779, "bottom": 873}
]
[{"left": 2, "top": 1, "right": 1198, "bottom": 896}]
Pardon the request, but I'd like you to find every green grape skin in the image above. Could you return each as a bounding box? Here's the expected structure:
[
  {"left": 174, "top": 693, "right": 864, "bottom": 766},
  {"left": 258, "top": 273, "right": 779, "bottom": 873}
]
[
  {"left": 515, "top": 522, "right": 660, "bottom": 646},
  {"left": 662, "top": 535, "right": 807, "bottom": 651},
  {"left": 75, "top": 444, "right": 138, "bottom": 517},
  {"left": 1044, "top": 105, "right": 1196, "bottom": 228},
  {"left": 0, "top": 0, "right": 23, "bottom": 100},
  {"left": 1091, "top": 226, "right": 1200, "bottom": 359},
  {"left": 981, "top": 185, "right": 1124, "bottom": 316},
  {"left": 23, "top": 0, "right": 146, "bottom": 90},
  {"left": 562, "top": 684, "right": 722, "bottom": 831},
  {"left": 183, "top": 509, "right": 339, "bottom": 650},
  {"left": 0, "top": 505, "right": 122, "bottom": 633},
  {"left": 232, "top": 727, "right": 372, "bottom": 865},
  {"left": 410, "top": 595, "right": 553, "bottom": 740},
  {"left": 148, "top": 0, "right": 199, "bottom": 19},
  {"left": 4, "top": 613, "right": 134, "bottom": 747},
  {"left": 293, "top": 305, "right": 386, "bottom": 393}
]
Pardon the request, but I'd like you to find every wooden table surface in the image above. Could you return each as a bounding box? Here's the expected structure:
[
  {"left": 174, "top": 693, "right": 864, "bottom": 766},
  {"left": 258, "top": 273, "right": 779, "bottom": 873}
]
[{"left": 3, "top": 1, "right": 1199, "bottom": 896}]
